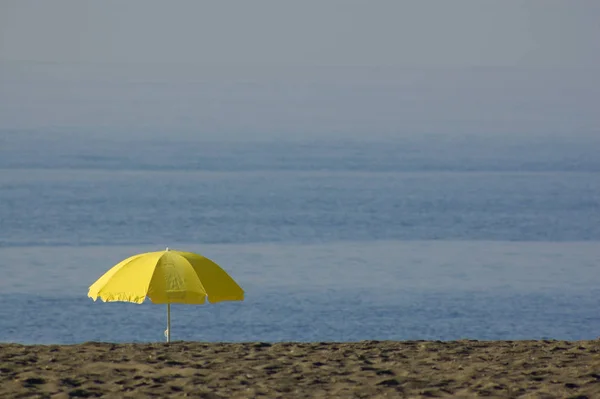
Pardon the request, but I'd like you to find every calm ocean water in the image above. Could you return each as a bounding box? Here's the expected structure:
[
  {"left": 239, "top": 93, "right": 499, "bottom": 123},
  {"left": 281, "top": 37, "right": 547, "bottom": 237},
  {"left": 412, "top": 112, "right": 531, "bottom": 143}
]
[{"left": 1, "top": 134, "right": 600, "bottom": 343}]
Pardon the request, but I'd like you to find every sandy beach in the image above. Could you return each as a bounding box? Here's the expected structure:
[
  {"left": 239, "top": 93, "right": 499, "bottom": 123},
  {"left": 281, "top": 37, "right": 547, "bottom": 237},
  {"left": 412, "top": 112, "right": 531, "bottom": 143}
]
[{"left": 1, "top": 340, "right": 599, "bottom": 398}]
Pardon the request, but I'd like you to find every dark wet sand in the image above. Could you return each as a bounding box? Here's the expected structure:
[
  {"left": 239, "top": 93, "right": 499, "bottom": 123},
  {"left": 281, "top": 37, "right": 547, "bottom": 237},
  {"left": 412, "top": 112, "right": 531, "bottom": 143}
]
[{"left": 1, "top": 340, "right": 599, "bottom": 398}]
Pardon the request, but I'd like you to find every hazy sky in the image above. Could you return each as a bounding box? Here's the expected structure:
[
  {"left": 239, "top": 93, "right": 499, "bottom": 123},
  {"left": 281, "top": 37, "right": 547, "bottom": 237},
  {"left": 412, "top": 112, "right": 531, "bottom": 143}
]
[
  {"left": 2, "top": 0, "right": 600, "bottom": 67},
  {"left": 1, "top": 1, "right": 599, "bottom": 139}
]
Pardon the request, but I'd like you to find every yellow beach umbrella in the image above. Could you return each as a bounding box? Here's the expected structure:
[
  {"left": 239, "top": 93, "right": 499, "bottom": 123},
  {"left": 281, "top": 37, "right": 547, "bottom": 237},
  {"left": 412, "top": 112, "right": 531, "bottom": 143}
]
[{"left": 88, "top": 248, "right": 244, "bottom": 342}]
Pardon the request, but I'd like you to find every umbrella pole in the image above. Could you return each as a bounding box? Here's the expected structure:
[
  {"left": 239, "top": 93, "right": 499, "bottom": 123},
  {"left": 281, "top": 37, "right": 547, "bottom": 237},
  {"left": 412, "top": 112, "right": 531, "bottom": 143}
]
[
  {"left": 166, "top": 247, "right": 171, "bottom": 343},
  {"left": 167, "top": 303, "right": 171, "bottom": 343}
]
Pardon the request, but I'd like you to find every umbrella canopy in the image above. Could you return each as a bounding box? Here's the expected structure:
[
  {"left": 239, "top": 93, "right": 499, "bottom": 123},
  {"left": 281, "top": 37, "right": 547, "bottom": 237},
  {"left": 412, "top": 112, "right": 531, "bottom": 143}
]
[{"left": 88, "top": 248, "right": 244, "bottom": 341}]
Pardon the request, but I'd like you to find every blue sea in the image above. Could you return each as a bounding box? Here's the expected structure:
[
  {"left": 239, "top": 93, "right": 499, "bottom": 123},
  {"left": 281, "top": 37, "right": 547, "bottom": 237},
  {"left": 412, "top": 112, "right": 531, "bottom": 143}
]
[{"left": 1, "top": 133, "right": 600, "bottom": 344}]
